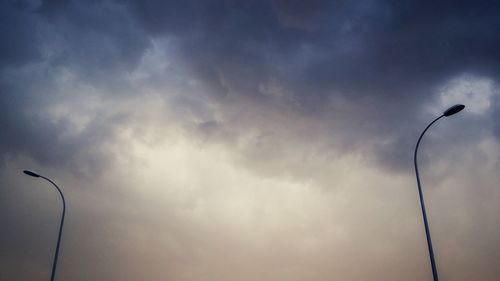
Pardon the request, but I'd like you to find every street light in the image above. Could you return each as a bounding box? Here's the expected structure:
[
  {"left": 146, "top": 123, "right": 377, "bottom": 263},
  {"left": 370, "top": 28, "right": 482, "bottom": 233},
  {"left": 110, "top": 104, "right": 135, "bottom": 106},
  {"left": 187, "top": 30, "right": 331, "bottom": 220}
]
[
  {"left": 23, "top": 170, "right": 66, "bottom": 281},
  {"left": 413, "top": 104, "right": 465, "bottom": 281}
]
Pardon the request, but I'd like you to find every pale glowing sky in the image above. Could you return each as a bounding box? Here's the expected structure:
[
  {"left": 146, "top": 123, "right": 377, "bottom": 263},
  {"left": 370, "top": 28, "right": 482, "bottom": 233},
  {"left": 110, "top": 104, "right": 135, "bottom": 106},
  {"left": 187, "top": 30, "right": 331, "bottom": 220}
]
[{"left": 1, "top": 1, "right": 500, "bottom": 280}]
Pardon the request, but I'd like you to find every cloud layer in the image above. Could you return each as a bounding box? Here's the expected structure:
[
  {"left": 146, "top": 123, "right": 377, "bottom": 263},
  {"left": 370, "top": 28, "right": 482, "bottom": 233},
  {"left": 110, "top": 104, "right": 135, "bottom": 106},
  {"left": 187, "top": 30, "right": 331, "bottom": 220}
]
[{"left": 1, "top": 0, "right": 499, "bottom": 280}]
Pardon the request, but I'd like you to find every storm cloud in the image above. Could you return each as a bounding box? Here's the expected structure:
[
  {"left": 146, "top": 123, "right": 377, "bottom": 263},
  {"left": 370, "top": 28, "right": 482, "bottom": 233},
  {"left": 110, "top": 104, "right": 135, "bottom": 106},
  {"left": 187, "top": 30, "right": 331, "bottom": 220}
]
[
  {"left": 2, "top": 0, "right": 500, "bottom": 172},
  {"left": 1, "top": 0, "right": 499, "bottom": 280}
]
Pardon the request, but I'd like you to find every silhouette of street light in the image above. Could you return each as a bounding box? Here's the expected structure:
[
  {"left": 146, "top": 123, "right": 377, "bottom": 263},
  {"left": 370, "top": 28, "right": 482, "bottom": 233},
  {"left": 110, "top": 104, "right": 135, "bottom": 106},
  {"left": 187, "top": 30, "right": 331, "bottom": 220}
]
[
  {"left": 413, "top": 104, "right": 465, "bottom": 281},
  {"left": 23, "top": 170, "right": 66, "bottom": 281}
]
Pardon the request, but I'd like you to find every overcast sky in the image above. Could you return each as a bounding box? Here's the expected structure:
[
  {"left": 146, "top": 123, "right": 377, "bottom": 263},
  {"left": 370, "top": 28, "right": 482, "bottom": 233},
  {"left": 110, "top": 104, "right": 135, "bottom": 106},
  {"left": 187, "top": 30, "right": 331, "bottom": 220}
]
[{"left": 1, "top": 0, "right": 499, "bottom": 280}]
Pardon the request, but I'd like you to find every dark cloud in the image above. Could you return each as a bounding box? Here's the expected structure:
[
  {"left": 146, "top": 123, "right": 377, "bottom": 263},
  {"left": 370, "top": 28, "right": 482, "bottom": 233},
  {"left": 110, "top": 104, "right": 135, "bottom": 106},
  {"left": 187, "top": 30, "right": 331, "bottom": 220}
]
[
  {"left": 126, "top": 0, "right": 500, "bottom": 172},
  {"left": 0, "top": 0, "right": 150, "bottom": 176},
  {"left": 2, "top": 0, "right": 499, "bottom": 174},
  {"left": 38, "top": 0, "right": 68, "bottom": 16},
  {"left": 1, "top": 1, "right": 499, "bottom": 280},
  {"left": 129, "top": 0, "right": 500, "bottom": 100},
  {"left": 0, "top": 1, "right": 42, "bottom": 66}
]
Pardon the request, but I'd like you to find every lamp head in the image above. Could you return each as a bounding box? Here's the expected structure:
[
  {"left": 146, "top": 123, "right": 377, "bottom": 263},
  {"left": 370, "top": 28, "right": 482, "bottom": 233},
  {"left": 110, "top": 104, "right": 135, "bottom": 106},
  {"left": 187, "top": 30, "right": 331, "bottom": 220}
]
[
  {"left": 23, "top": 170, "right": 40, "bottom": 178},
  {"left": 443, "top": 104, "right": 465, "bottom": 117}
]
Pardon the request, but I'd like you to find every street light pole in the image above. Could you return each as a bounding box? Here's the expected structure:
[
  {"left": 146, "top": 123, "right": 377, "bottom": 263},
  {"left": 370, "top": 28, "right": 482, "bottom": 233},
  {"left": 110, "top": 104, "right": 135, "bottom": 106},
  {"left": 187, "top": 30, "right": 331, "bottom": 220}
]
[
  {"left": 23, "top": 170, "right": 66, "bottom": 281},
  {"left": 413, "top": 104, "right": 464, "bottom": 281}
]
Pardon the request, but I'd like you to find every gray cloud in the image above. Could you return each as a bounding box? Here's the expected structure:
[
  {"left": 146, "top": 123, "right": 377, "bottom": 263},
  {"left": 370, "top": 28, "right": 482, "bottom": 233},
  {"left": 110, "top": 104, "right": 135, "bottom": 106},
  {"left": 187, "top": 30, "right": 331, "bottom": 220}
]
[
  {"left": 2, "top": 0, "right": 500, "bottom": 173},
  {"left": 1, "top": 1, "right": 499, "bottom": 280},
  {"left": 0, "top": 1, "right": 42, "bottom": 65},
  {"left": 1, "top": 0, "right": 150, "bottom": 176},
  {"left": 127, "top": 0, "right": 500, "bottom": 172}
]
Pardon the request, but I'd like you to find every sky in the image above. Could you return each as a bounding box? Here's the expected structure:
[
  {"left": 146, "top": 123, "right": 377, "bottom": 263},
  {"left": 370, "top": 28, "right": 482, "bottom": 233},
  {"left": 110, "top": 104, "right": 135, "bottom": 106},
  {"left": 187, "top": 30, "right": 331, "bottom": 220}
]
[{"left": 1, "top": 0, "right": 499, "bottom": 280}]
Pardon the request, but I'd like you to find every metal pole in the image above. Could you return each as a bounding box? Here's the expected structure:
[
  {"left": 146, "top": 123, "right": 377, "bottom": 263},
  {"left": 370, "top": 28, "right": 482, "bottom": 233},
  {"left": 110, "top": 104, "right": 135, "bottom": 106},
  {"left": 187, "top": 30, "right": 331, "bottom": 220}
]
[
  {"left": 24, "top": 171, "right": 66, "bottom": 281},
  {"left": 414, "top": 115, "right": 443, "bottom": 281},
  {"left": 42, "top": 176, "right": 65, "bottom": 281}
]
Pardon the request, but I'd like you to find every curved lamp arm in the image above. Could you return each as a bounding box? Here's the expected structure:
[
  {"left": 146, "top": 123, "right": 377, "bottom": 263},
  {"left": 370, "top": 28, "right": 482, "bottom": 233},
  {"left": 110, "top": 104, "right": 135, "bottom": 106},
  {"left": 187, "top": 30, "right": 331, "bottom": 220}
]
[
  {"left": 413, "top": 115, "right": 443, "bottom": 281},
  {"left": 412, "top": 103, "right": 464, "bottom": 281},
  {"left": 23, "top": 170, "right": 65, "bottom": 281}
]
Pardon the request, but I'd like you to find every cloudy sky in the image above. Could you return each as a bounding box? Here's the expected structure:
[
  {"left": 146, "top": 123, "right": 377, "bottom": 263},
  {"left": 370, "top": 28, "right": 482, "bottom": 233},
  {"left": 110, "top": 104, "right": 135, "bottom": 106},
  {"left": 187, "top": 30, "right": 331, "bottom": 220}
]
[{"left": 1, "top": 0, "right": 499, "bottom": 280}]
